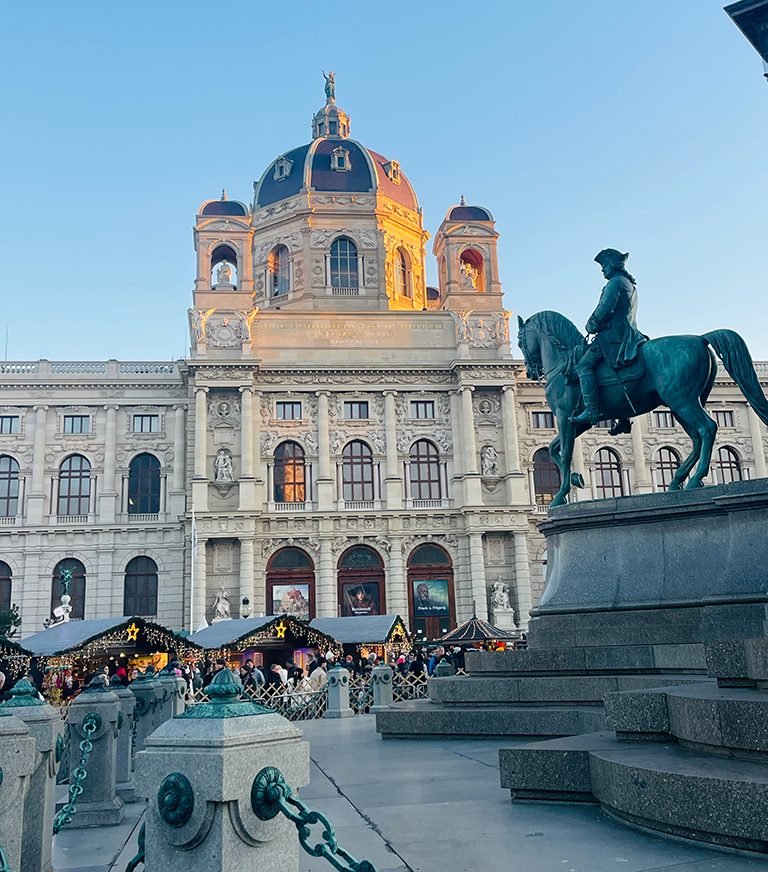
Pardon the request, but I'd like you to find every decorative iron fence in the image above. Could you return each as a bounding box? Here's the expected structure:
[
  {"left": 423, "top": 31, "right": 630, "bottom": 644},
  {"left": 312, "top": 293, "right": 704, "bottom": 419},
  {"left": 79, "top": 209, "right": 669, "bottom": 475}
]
[{"left": 190, "top": 682, "right": 327, "bottom": 721}]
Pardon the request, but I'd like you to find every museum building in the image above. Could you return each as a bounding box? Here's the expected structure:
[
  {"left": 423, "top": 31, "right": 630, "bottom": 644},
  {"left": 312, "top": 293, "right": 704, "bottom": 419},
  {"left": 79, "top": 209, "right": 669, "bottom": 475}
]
[{"left": 1, "top": 89, "right": 767, "bottom": 640}]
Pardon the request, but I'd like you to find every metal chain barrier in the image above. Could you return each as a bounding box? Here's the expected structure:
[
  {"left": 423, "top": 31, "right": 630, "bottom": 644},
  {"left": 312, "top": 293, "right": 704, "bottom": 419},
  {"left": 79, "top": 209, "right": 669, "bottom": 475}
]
[
  {"left": 0, "top": 843, "right": 12, "bottom": 872},
  {"left": 251, "top": 766, "right": 377, "bottom": 872},
  {"left": 52, "top": 712, "right": 101, "bottom": 834},
  {"left": 125, "top": 822, "right": 145, "bottom": 872}
]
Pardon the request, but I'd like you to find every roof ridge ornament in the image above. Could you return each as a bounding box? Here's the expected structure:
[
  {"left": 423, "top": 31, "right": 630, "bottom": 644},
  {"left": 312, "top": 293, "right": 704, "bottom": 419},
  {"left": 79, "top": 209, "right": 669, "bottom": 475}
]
[
  {"left": 221, "top": 189, "right": 227, "bottom": 201},
  {"left": 460, "top": 194, "right": 466, "bottom": 206}
]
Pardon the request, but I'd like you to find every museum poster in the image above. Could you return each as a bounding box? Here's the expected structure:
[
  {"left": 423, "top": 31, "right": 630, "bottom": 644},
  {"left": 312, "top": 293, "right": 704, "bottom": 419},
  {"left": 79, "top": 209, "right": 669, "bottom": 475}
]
[
  {"left": 341, "top": 582, "right": 380, "bottom": 616},
  {"left": 412, "top": 579, "right": 450, "bottom": 617},
  {"left": 271, "top": 584, "right": 311, "bottom": 621}
]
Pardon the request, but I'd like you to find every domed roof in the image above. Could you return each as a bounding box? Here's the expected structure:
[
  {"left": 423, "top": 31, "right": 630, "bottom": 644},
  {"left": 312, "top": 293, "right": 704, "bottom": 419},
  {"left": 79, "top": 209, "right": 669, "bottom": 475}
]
[
  {"left": 446, "top": 203, "right": 493, "bottom": 222},
  {"left": 199, "top": 190, "right": 248, "bottom": 216},
  {"left": 254, "top": 89, "right": 418, "bottom": 213}
]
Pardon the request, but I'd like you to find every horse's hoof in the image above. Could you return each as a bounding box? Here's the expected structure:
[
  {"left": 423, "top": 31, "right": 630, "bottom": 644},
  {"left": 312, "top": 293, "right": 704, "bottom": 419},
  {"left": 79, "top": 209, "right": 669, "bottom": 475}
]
[
  {"left": 571, "top": 473, "right": 585, "bottom": 489},
  {"left": 667, "top": 482, "right": 682, "bottom": 492},
  {"left": 683, "top": 480, "right": 704, "bottom": 490},
  {"left": 550, "top": 496, "right": 566, "bottom": 508}
]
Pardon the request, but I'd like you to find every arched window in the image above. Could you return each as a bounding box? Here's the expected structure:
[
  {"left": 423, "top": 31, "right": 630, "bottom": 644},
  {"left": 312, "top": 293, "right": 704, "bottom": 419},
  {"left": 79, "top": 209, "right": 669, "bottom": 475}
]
[
  {"left": 0, "top": 455, "right": 20, "bottom": 518},
  {"left": 330, "top": 237, "right": 359, "bottom": 289},
  {"left": 714, "top": 446, "right": 742, "bottom": 484},
  {"left": 58, "top": 455, "right": 91, "bottom": 516},
  {"left": 342, "top": 441, "right": 374, "bottom": 502},
  {"left": 270, "top": 245, "right": 290, "bottom": 297},
  {"left": 532, "top": 448, "right": 561, "bottom": 506},
  {"left": 0, "top": 561, "right": 11, "bottom": 613},
  {"left": 128, "top": 454, "right": 161, "bottom": 515},
  {"left": 395, "top": 249, "right": 410, "bottom": 298},
  {"left": 267, "top": 548, "right": 314, "bottom": 621},
  {"left": 594, "top": 448, "right": 624, "bottom": 498},
  {"left": 338, "top": 546, "right": 385, "bottom": 617},
  {"left": 124, "top": 556, "right": 158, "bottom": 616},
  {"left": 51, "top": 558, "right": 86, "bottom": 620},
  {"left": 274, "top": 441, "right": 305, "bottom": 503},
  {"left": 656, "top": 447, "right": 681, "bottom": 490},
  {"left": 410, "top": 440, "right": 441, "bottom": 501}
]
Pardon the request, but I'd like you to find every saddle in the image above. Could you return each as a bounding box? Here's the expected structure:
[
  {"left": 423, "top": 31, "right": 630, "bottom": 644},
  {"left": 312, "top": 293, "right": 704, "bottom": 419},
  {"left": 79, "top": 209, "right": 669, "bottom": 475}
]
[{"left": 563, "top": 344, "right": 646, "bottom": 387}]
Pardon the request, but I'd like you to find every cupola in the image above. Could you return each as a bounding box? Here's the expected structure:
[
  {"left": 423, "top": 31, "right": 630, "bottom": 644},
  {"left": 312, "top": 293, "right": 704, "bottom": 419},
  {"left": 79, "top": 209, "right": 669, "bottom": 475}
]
[{"left": 311, "top": 72, "right": 350, "bottom": 139}]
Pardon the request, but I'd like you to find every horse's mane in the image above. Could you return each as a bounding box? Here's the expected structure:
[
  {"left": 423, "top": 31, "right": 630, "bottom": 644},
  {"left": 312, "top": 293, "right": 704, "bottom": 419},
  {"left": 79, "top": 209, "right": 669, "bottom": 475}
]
[{"left": 526, "top": 310, "right": 586, "bottom": 352}]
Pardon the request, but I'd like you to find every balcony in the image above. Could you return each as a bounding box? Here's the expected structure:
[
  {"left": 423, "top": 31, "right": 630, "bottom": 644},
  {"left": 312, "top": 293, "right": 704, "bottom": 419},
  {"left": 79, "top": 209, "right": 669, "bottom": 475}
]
[
  {"left": 271, "top": 502, "right": 313, "bottom": 513},
  {"left": 330, "top": 287, "right": 360, "bottom": 296}
]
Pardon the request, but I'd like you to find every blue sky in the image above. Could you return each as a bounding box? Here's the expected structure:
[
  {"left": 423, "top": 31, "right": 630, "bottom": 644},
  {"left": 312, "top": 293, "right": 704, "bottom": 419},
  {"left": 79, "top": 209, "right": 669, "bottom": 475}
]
[{"left": 1, "top": 0, "right": 766, "bottom": 361}]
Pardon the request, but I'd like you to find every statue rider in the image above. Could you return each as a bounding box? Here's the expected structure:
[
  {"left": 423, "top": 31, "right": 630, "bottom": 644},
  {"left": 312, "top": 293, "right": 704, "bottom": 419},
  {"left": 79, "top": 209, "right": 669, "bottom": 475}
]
[{"left": 569, "top": 249, "right": 646, "bottom": 426}]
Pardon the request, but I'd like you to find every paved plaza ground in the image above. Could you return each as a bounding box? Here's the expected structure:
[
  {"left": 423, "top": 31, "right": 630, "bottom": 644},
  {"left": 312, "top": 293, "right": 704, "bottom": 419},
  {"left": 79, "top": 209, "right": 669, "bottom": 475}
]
[{"left": 53, "top": 715, "right": 765, "bottom": 872}]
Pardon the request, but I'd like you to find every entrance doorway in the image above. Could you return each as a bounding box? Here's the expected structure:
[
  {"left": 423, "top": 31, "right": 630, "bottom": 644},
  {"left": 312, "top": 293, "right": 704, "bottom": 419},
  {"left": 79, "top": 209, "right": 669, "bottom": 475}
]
[
  {"left": 337, "top": 546, "right": 385, "bottom": 617},
  {"left": 266, "top": 547, "right": 315, "bottom": 621},
  {"left": 407, "top": 544, "right": 455, "bottom": 642}
]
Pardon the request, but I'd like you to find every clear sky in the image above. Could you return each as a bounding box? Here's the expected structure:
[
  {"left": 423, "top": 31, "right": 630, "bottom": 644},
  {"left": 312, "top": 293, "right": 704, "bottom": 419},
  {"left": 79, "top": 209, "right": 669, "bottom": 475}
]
[{"left": 1, "top": 0, "right": 766, "bottom": 361}]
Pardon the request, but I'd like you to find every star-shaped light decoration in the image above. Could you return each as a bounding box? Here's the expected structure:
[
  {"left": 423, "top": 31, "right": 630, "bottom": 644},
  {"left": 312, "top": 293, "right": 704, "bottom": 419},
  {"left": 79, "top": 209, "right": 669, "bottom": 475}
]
[
  {"left": 275, "top": 621, "right": 287, "bottom": 639},
  {"left": 126, "top": 623, "right": 139, "bottom": 641}
]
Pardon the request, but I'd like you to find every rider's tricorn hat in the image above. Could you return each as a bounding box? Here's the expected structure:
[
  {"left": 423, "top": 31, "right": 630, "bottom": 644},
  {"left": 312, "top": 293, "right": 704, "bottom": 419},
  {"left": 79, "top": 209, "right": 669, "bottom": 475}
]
[{"left": 595, "top": 248, "right": 629, "bottom": 266}]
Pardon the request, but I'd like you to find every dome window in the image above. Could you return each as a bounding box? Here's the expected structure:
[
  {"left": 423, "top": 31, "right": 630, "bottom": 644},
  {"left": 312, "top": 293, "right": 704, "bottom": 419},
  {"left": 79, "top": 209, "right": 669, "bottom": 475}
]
[
  {"left": 331, "top": 147, "right": 351, "bottom": 172},
  {"left": 273, "top": 157, "right": 294, "bottom": 182},
  {"left": 384, "top": 160, "right": 401, "bottom": 184}
]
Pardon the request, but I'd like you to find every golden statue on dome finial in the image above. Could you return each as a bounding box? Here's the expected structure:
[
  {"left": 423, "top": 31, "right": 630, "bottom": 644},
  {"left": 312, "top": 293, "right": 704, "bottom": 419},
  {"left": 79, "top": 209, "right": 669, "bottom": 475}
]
[{"left": 323, "top": 70, "right": 336, "bottom": 103}]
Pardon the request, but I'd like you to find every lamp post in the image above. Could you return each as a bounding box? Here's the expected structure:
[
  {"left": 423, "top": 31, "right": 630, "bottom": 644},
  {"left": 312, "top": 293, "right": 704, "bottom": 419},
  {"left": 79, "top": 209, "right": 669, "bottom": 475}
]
[{"left": 725, "top": 0, "right": 768, "bottom": 82}]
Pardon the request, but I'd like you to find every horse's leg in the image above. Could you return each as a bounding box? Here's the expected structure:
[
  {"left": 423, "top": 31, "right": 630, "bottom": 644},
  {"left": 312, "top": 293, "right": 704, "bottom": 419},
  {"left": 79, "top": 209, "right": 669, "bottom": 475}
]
[
  {"left": 550, "top": 416, "right": 575, "bottom": 507},
  {"left": 665, "top": 401, "right": 717, "bottom": 489},
  {"left": 667, "top": 414, "right": 701, "bottom": 490}
]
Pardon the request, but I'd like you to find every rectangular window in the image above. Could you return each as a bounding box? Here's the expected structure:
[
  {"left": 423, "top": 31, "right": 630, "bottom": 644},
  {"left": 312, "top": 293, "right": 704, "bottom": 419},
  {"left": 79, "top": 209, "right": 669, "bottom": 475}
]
[
  {"left": 276, "top": 401, "right": 302, "bottom": 421},
  {"left": 133, "top": 415, "right": 160, "bottom": 433},
  {"left": 329, "top": 120, "right": 338, "bottom": 135},
  {"left": 63, "top": 415, "right": 90, "bottom": 434},
  {"left": 0, "top": 416, "right": 19, "bottom": 434},
  {"left": 714, "top": 410, "right": 734, "bottom": 428},
  {"left": 410, "top": 400, "right": 435, "bottom": 419},
  {"left": 654, "top": 411, "right": 676, "bottom": 428},
  {"left": 344, "top": 401, "right": 369, "bottom": 420},
  {"left": 532, "top": 411, "right": 555, "bottom": 429}
]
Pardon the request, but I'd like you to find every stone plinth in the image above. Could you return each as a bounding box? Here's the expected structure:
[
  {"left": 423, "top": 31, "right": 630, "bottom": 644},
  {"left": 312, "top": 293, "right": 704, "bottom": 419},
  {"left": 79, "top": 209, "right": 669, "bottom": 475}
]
[
  {"left": 130, "top": 672, "right": 164, "bottom": 753},
  {"left": 492, "top": 607, "right": 516, "bottom": 632},
  {"left": 324, "top": 667, "right": 353, "bottom": 718},
  {"left": 65, "top": 684, "right": 124, "bottom": 827},
  {"left": 108, "top": 676, "right": 137, "bottom": 800},
  {"left": 133, "top": 670, "right": 309, "bottom": 872},
  {"left": 370, "top": 665, "right": 394, "bottom": 713},
  {"left": 1, "top": 679, "right": 65, "bottom": 872},
  {"left": 0, "top": 712, "right": 36, "bottom": 872}
]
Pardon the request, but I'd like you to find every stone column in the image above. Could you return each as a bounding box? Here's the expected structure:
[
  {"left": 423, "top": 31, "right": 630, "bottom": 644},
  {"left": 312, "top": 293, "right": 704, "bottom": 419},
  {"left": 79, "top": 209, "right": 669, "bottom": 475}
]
[
  {"left": 749, "top": 407, "right": 767, "bottom": 478},
  {"left": 129, "top": 673, "right": 165, "bottom": 753},
  {"left": 383, "top": 390, "right": 402, "bottom": 508},
  {"left": 108, "top": 676, "right": 137, "bottom": 799},
  {"left": 0, "top": 714, "right": 35, "bottom": 872},
  {"left": 370, "top": 665, "right": 394, "bottom": 713},
  {"left": 133, "top": 672, "right": 310, "bottom": 872},
  {"left": 253, "top": 390, "right": 264, "bottom": 507},
  {"left": 239, "top": 386, "right": 256, "bottom": 510},
  {"left": 316, "top": 537, "right": 335, "bottom": 618},
  {"left": 192, "top": 538, "right": 207, "bottom": 631},
  {"left": 513, "top": 530, "right": 533, "bottom": 630},
  {"left": 28, "top": 404, "right": 48, "bottom": 524},
  {"left": 192, "top": 386, "right": 208, "bottom": 512},
  {"left": 2, "top": 680, "right": 65, "bottom": 872},
  {"left": 386, "top": 539, "right": 407, "bottom": 618},
  {"left": 169, "top": 404, "right": 186, "bottom": 517},
  {"left": 324, "top": 667, "right": 353, "bottom": 718},
  {"left": 239, "top": 538, "right": 255, "bottom": 619},
  {"left": 468, "top": 532, "right": 488, "bottom": 619},
  {"left": 99, "top": 404, "right": 119, "bottom": 524},
  {"left": 65, "top": 685, "right": 124, "bottom": 827},
  {"left": 501, "top": 386, "right": 527, "bottom": 503},
  {"left": 460, "top": 387, "right": 482, "bottom": 505},
  {"left": 631, "top": 413, "right": 653, "bottom": 494},
  {"left": 316, "top": 391, "right": 333, "bottom": 510}
]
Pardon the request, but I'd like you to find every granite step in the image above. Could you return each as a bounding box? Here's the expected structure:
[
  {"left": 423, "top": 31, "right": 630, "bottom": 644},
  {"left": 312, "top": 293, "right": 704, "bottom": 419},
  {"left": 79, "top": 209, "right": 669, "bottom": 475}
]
[
  {"left": 499, "top": 731, "right": 768, "bottom": 853},
  {"left": 375, "top": 699, "right": 607, "bottom": 740}
]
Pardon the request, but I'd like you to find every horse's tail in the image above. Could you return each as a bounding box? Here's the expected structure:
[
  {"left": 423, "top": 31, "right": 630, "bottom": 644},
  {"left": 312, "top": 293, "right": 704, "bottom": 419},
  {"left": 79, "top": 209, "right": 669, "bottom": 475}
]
[{"left": 703, "top": 330, "right": 768, "bottom": 426}]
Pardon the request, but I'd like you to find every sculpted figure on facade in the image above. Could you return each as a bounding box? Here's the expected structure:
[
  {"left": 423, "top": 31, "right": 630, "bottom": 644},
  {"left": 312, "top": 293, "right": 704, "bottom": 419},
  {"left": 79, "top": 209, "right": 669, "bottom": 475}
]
[
  {"left": 481, "top": 444, "right": 499, "bottom": 477},
  {"left": 460, "top": 261, "right": 478, "bottom": 289},
  {"left": 212, "top": 587, "right": 231, "bottom": 621},
  {"left": 216, "top": 262, "right": 232, "bottom": 286},
  {"left": 323, "top": 70, "right": 335, "bottom": 102},
  {"left": 491, "top": 580, "right": 511, "bottom": 610},
  {"left": 214, "top": 448, "right": 234, "bottom": 481}
]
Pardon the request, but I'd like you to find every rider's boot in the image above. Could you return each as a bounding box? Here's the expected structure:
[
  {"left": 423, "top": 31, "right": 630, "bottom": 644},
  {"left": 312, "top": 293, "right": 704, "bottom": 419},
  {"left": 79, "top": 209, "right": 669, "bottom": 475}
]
[
  {"left": 569, "top": 370, "right": 600, "bottom": 425},
  {"left": 609, "top": 418, "right": 632, "bottom": 436}
]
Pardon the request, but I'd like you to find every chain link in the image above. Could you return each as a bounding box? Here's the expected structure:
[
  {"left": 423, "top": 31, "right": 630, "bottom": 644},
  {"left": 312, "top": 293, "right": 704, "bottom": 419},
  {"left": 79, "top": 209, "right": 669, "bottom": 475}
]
[
  {"left": 52, "top": 713, "right": 100, "bottom": 834},
  {"left": 0, "top": 842, "right": 12, "bottom": 872}
]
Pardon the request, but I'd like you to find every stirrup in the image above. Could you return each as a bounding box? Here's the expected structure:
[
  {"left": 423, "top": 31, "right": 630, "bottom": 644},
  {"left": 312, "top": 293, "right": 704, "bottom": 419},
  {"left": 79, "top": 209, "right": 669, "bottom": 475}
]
[{"left": 569, "top": 407, "right": 599, "bottom": 425}]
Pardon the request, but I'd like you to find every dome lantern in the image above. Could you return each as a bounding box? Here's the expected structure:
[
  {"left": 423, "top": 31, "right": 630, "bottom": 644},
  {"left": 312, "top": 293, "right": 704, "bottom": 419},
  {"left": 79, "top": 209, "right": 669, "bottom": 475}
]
[{"left": 312, "top": 72, "right": 350, "bottom": 140}]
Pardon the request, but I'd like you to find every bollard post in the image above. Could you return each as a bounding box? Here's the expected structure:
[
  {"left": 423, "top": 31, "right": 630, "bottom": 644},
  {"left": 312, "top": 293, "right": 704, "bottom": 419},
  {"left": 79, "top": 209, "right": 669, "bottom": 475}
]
[
  {"left": 133, "top": 669, "right": 309, "bottom": 872},
  {"left": 370, "top": 665, "right": 394, "bottom": 713},
  {"left": 62, "top": 678, "right": 124, "bottom": 827},
  {"left": 324, "top": 666, "right": 354, "bottom": 719},
  {"left": 2, "top": 679, "right": 65, "bottom": 872},
  {"left": 108, "top": 676, "right": 136, "bottom": 802},
  {"left": 155, "top": 669, "right": 186, "bottom": 719},
  {"left": 0, "top": 713, "right": 36, "bottom": 872},
  {"left": 434, "top": 661, "right": 456, "bottom": 677},
  {"left": 129, "top": 671, "right": 163, "bottom": 754}
]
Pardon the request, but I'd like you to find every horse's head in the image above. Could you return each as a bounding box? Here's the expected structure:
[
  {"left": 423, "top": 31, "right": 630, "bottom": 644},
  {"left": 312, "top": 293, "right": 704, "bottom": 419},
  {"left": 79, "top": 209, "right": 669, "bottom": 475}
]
[{"left": 517, "top": 315, "right": 543, "bottom": 381}]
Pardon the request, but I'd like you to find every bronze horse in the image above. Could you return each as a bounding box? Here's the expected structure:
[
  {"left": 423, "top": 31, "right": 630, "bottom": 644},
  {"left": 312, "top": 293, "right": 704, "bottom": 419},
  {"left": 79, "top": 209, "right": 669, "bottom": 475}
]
[{"left": 517, "top": 311, "right": 768, "bottom": 507}]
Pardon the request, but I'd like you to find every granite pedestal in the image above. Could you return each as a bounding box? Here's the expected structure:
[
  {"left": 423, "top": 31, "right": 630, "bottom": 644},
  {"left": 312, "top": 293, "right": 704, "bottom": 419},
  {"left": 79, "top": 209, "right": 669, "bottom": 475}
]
[
  {"left": 108, "top": 675, "right": 137, "bottom": 801},
  {"left": 0, "top": 713, "right": 36, "bottom": 872}
]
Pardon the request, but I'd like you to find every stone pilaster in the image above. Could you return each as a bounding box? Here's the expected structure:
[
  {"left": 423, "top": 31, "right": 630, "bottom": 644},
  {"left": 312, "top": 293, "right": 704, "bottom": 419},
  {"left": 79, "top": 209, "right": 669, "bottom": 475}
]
[
  {"left": 631, "top": 413, "right": 653, "bottom": 494},
  {"left": 27, "top": 405, "right": 48, "bottom": 524},
  {"left": 383, "top": 390, "right": 402, "bottom": 508},
  {"left": 460, "top": 386, "right": 482, "bottom": 505},
  {"left": 749, "top": 407, "right": 767, "bottom": 478},
  {"left": 468, "top": 532, "right": 487, "bottom": 619},
  {"left": 169, "top": 404, "right": 186, "bottom": 516},
  {"left": 316, "top": 536, "right": 335, "bottom": 617},
  {"left": 99, "top": 405, "right": 118, "bottom": 523},
  {"left": 316, "top": 391, "right": 333, "bottom": 511},
  {"left": 239, "top": 538, "right": 255, "bottom": 616},
  {"left": 192, "top": 386, "right": 208, "bottom": 512},
  {"left": 239, "top": 386, "right": 256, "bottom": 510},
  {"left": 513, "top": 530, "right": 533, "bottom": 630},
  {"left": 501, "top": 385, "right": 527, "bottom": 503}
]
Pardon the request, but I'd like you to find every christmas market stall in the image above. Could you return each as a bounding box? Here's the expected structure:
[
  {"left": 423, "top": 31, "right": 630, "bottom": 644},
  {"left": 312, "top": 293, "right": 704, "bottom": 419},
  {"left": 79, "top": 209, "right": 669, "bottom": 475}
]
[
  {"left": 0, "top": 635, "right": 33, "bottom": 683},
  {"left": 439, "top": 614, "right": 523, "bottom": 650},
  {"left": 22, "top": 616, "right": 202, "bottom": 702},
  {"left": 309, "top": 614, "right": 411, "bottom": 663},
  {"left": 187, "top": 615, "right": 338, "bottom": 675}
]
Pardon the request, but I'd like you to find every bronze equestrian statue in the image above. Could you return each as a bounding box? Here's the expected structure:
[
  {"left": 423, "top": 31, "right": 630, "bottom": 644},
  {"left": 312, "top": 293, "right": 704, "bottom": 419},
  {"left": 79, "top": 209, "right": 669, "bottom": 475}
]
[{"left": 517, "top": 250, "right": 768, "bottom": 507}]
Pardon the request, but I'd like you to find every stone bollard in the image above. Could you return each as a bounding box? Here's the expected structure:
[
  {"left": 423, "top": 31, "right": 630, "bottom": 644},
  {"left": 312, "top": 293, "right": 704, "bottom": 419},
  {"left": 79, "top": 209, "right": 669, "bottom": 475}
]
[
  {"left": 370, "top": 665, "right": 394, "bottom": 713},
  {"left": 324, "top": 666, "right": 353, "bottom": 719},
  {"left": 434, "top": 660, "right": 456, "bottom": 677},
  {"left": 108, "top": 676, "right": 136, "bottom": 801},
  {"left": 0, "top": 712, "right": 36, "bottom": 872},
  {"left": 64, "top": 678, "right": 124, "bottom": 827},
  {"left": 134, "top": 669, "right": 309, "bottom": 872},
  {"left": 2, "top": 679, "right": 65, "bottom": 872},
  {"left": 156, "top": 669, "right": 187, "bottom": 718},
  {"left": 129, "top": 670, "right": 164, "bottom": 753}
]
